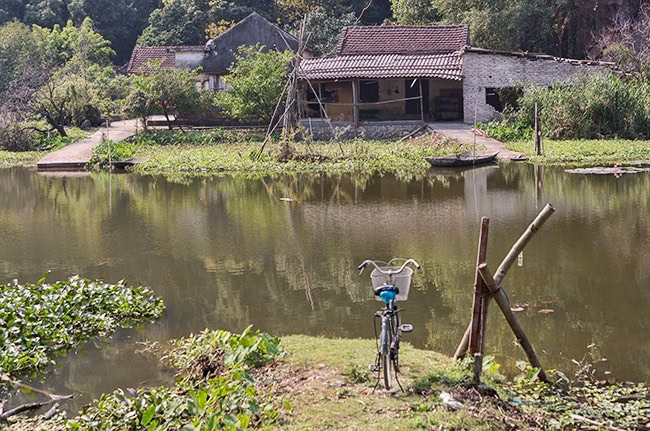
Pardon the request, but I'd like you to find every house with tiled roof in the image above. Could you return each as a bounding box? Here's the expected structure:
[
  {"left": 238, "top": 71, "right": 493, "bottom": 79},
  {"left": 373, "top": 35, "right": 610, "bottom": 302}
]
[
  {"left": 127, "top": 12, "right": 305, "bottom": 91},
  {"left": 298, "top": 24, "right": 612, "bottom": 130}
]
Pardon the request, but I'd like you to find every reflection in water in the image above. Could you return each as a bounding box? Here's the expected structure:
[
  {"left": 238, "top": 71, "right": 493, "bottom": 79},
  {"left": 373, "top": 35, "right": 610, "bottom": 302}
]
[{"left": 0, "top": 165, "right": 649, "bottom": 411}]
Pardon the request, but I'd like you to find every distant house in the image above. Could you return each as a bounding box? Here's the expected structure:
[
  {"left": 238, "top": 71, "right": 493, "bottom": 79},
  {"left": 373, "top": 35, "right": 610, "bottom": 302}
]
[
  {"left": 127, "top": 12, "right": 306, "bottom": 91},
  {"left": 298, "top": 25, "right": 613, "bottom": 130}
]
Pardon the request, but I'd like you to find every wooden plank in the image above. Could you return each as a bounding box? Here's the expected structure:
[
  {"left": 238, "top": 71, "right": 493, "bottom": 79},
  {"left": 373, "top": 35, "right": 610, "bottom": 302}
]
[{"left": 477, "top": 263, "right": 549, "bottom": 382}]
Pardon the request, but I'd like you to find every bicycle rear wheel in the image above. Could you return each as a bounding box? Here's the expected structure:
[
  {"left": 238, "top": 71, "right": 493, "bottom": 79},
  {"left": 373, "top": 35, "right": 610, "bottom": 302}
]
[{"left": 382, "top": 317, "right": 395, "bottom": 390}]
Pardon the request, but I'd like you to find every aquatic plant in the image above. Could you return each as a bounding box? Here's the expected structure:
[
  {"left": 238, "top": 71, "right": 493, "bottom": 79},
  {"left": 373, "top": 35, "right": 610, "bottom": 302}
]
[
  {"left": 19, "top": 327, "right": 286, "bottom": 431},
  {"left": 0, "top": 274, "right": 164, "bottom": 377}
]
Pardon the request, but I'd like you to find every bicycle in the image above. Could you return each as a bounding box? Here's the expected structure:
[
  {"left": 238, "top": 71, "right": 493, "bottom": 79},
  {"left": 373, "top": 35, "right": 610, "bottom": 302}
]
[{"left": 358, "top": 258, "right": 421, "bottom": 391}]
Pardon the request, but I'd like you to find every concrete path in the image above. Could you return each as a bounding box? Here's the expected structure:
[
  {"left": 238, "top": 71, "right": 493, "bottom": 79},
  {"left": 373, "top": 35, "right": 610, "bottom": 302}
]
[
  {"left": 37, "top": 119, "right": 140, "bottom": 170},
  {"left": 429, "top": 122, "right": 524, "bottom": 161}
]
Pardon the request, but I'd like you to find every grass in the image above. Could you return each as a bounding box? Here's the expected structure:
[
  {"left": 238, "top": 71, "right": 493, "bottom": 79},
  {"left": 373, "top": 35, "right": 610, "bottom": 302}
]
[
  {"left": 279, "top": 336, "right": 504, "bottom": 430},
  {"left": 507, "top": 139, "right": 650, "bottom": 166},
  {"left": 0, "top": 150, "right": 45, "bottom": 167},
  {"left": 7, "top": 332, "right": 650, "bottom": 430},
  {"left": 0, "top": 127, "right": 91, "bottom": 168},
  {"left": 90, "top": 130, "right": 470, "bottom": 179}
]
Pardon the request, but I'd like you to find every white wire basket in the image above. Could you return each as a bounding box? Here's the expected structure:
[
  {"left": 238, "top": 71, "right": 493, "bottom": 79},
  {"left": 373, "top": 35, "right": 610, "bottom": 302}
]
[{"left": 371, "top": 266, "right": 413, "bottom": 302}]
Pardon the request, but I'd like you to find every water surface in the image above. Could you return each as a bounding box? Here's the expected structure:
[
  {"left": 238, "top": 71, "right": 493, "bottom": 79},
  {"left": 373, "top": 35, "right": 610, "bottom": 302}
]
[{"left": 1, "top": 165, "right": 649, "bottom": 411}]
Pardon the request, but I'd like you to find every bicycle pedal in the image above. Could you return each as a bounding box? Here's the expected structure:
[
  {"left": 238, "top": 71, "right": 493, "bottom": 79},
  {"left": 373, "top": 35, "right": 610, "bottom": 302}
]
[
  {"left": 368, "top": 364, "right": 379, "bottom": 372},
  {"left": 400, "top": 324, "right": 413, "bottom": 333}
]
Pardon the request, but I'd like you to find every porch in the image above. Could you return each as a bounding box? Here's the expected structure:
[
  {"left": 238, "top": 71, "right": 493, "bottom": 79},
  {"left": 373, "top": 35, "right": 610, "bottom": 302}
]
[{"left": 300, "top": 78, "right": 464, "bottom": 124}]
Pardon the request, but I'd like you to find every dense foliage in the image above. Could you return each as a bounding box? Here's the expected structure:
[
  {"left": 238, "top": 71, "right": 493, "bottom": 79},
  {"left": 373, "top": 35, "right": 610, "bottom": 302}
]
[
  {"left": 0, "top": 275, "right": 164, "bottom": 377},
  {"left": 10, "top": 327, "right": 286, "bottom": 431},
  {"left": 218, "top": 45, "right": 294, "bottom": 122},
  {"left": 93, "top": 129, "right": 469, "bottom": 179},
  {"left": 0, "top": 0, "right": 160, "bottom": 63},
  {"left": 123, "top": 60, "right": 216, "bottom": 129},
  {"left": 480, "top": 73, "right": 650, "bottom": 141},
  {"left": 1, "top": 18, "right": 126, "bottom": 137},
  {"left": 506, "top": 361, "right": 650, "bottom": 430}
]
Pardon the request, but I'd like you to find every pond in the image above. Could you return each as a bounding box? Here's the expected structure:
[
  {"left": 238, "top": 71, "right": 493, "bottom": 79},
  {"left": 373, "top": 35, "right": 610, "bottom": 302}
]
[{"left": 1, "top": 164, "right": 649, "bottom": 411}]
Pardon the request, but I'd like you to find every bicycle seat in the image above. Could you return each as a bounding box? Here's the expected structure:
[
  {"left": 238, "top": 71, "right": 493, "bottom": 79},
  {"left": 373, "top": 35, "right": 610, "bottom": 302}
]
[
  {"left": 374, "top": 284, "right": 399, "bottom": 304},
  {"left": 374, "top": 284, "right": 399, "bottom": 296}
]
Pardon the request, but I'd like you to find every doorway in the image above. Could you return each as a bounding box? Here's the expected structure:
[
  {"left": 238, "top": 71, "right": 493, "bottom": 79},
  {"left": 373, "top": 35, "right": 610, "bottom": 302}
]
[{"left": 405, "top": 79, "right": 429, "bottom": 116}]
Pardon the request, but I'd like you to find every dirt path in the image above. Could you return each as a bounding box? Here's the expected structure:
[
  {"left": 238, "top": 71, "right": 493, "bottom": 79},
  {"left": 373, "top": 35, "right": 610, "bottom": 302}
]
[
  {"left": 430, "top": 122, "right": 523, "bottom": 161},
  {"left": 37, "top": 119, "right": 141, "bottom": 170}
]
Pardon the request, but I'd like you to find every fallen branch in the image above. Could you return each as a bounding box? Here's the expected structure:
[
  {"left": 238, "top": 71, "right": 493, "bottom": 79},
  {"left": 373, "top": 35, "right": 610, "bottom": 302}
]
[
  {"left": 0, "top": 401, "right": 51, "bottom": 421},
  {"left": 0, "top": 373, "right": 73, "bottom": 401},
  {"left": 41, "top": 403, "right": 60, "bottom": 421}
]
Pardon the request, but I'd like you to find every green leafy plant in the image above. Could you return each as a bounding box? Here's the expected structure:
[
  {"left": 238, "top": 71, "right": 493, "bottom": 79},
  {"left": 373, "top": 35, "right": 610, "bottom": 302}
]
[
  {"left": 0, "top": 274, "right": 164, "bottom": 377},
  {"left": 218, "top": 45, "right": 294, "bottom": 122},
  {"left": 342, "top": 363, "right": 370, "bottom": 384}
]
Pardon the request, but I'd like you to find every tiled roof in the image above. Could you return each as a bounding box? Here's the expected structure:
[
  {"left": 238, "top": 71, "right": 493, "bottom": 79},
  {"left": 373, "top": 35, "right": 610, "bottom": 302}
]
[
  {"left": 298, "top": 52, "right": 463, "bottom": 80},
  {"left": 336, "top": 25, "right": 470, "bottom": 56},
  {"left": 127, "top": 46, "right": 177, "bottom": 74}
]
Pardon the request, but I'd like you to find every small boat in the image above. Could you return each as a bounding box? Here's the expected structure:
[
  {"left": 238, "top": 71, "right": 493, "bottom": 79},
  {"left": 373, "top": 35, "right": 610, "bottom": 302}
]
[{"left": 426, "top": 151, "right": 499, "bottom": 168}]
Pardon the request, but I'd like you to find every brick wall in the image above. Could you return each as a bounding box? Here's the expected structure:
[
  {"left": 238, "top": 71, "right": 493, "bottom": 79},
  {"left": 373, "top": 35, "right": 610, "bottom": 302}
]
[{"left": 462, "top": 52, "right": 609, "bottom": 123}]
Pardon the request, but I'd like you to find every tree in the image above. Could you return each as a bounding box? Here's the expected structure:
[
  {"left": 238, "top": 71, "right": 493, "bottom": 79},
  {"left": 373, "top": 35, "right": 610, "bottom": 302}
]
[
  {"left": 0, "top": 21, "right": 37, "bottom": 94},
  {"left": 1, "top": 19, "right": 120, "bottom": 135},
  {"left": 389, "top": 0, "right": 439, "bottom": 25},
  {"left": 137, "top": 0, "right": 277, "bottom": 46},
  {"left": 22, "top": 0, "right": 70, "bottom": 27},
  {"left": 218, "top": 45, "right": 294, "bottom": 122},
  {"left": 593, "top": 3, "right": 650, "bottom": 78},
  {"left": 390, "top": 0, "right": 556, "bottom": 54},
  {"left": 303, "top": 7, "right": 356, "bottom": 55},
  {"left": 123, "top": 60, "right": 216, "bottom": 129},
  {"left": 67, "top": 0, "right": 161, "bottom": 64}
]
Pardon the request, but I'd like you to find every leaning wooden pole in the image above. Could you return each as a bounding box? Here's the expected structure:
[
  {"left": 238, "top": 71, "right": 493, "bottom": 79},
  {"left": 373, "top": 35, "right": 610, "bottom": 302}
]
[
  {"left": 477, "top": 263, "right": 549, "bottom": 383},
  {"left": 454, "top": 204, "right": 556, "bottom": 359}
]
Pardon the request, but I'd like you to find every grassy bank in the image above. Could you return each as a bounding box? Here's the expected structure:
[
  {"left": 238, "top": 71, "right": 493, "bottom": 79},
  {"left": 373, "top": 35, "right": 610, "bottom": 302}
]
[
  {"left": 9, "top": 330, "right": 649, "bottom": 430},
  {"left": 91, "top": 130, "right": 470, "bottom": 179},
  {"left": 506, "top": 139, "right": 650, "bottom": 166},
  {"left": 0, "top": 150, "right": 45, "bottom": 167},
  {"left": 0, "top": 127, "right": 91, "bottom": 168}
]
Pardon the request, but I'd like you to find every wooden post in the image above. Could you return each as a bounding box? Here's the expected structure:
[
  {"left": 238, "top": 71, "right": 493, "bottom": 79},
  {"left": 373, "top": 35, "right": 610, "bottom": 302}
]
[
  {"left": 469, "top": 217, "right": 490, "bottom": 383},
  {"left": 477, "top": 263, "right": 549, "bottom": 383},
  {"left": 352, "top": 79, "right": 359, "bottom": 129},
  {"left": 454, "top": 204, "right": 556, "bottom": 359},
  {"left": 534, "top": 102, "right": 541, "bottom": 156},
  {"left": 419, "top": 79, "right": 425, "bottom": 125}
]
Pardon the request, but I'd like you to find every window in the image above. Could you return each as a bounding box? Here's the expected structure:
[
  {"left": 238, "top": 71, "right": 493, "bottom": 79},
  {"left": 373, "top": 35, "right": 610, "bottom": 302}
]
[{"left": 360, "top": 80, "right": 379, "bottom": 103}]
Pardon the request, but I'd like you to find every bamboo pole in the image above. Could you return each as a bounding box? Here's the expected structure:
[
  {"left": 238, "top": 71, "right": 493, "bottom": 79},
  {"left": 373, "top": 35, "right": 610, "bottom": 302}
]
[
  {"left": 454, "top": 204, "right": 555, "bottom": 359},
  {"left": 352, "top": 79, "right": 359, "bottom": 129},
  {"left": 419, "top": 79, "right": 425, "bottom": 125},
  {"left": 477, "top": 263, "right": 549, "bottom": 382},
  {"left": 469, "top": 217, "right": 490, "bottom": 383},
  {"left": 534, "top": 102, "right": 541, "bottom": 156},
  {"left": 493, "top": 203, "right": 555, "bottom": 282}
]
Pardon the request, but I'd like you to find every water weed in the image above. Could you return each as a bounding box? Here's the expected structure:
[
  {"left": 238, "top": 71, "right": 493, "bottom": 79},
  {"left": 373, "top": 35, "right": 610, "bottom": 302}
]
[{"left": 0, "top": 274, "right": 164, "bottom": 377}]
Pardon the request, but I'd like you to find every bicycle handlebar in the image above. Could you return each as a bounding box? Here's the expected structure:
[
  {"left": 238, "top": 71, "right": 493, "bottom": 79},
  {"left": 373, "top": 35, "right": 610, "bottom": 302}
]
[{"left": 358, "top": 258, "right": 421, "bottom": 276}]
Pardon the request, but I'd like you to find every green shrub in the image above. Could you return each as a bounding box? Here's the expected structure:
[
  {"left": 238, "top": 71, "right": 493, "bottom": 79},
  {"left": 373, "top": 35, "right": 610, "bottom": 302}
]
[
  {"left": 507, "top": 73, "right": 650, "bottom": 140},
  {"left": 39, "top": 328, "right": 285, "bottom": 431},
  {"left": 476, "top": 120, "right": 533, "bottom": 142},
  {"left": 0, "top": 124, "right": 34, "bottom": 151}
]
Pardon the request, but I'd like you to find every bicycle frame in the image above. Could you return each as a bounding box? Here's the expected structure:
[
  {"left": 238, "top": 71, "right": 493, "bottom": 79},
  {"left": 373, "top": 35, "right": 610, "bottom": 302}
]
[{"left": 361, "top": 258, "right": 419, "bottom": 391}]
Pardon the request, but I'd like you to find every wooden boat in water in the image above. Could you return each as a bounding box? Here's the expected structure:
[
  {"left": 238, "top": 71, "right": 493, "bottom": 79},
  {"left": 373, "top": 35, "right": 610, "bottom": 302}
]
[{"left": 426, "top": 151, "right": 499, "bottom": 168}]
